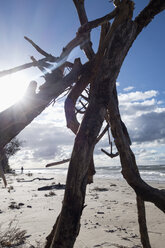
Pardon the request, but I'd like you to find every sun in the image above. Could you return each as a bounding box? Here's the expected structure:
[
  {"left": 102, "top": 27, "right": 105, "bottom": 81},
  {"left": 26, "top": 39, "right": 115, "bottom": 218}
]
[{"left": 0, "top": 72, "right": 31, "bottom": 112}]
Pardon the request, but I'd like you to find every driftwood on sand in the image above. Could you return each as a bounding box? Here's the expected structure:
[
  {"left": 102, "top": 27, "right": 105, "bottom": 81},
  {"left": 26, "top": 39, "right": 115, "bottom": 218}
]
[
  {"left": 38, "top": 183, "right": 65, "bottom": 191},
  {"left": 17, "top": 177, "right": 54, "bottom": 183}
]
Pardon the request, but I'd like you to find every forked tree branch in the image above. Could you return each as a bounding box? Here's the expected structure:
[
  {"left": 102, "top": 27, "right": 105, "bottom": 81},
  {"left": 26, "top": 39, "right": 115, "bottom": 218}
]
[
  {"left": 134, "top": 0, "right": 165, "bottom": 36},
  {"left": 0, "top": 58, "right": 84, "bottom": 149},
  {"left": 73, "top": 0, "right": 95, "bottom": 60},
  {"left": 64, "top": 61, "right": 92, "bottom": 134},
  {"left": 0, "top": 31, "right": 87, "bottom": 78},
  {"left": 24, "top": 36, "right": 57, "bottom": 60},
  {"left": 78, "top": 8, "right": 116, "bottom": 34},
  {"left": 0, "top": 60, "right": 44, "bottom": 77},
  {"left": 30, "top": 56, "right": 47, "bottom": 73}
]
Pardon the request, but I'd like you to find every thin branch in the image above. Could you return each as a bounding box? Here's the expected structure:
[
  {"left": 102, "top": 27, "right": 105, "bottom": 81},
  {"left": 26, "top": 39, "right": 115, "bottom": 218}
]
[
  {"left": 17, "top": 177, "right": 54, "bottom": 182},
  {"left": 59, "top": 32, "right": 87, "bottom": 62},
  {"left": 0, "top": 32, "right": 85, "bottom": 78},
  {"left": 134, "top": 0, "right": 165, "bottom": 36},
  {"left": 0, "top": 61, "right": 37, "bottom": 77},
  {"left": 64, "top": 61, "right": 92, "bottom": 134},
  {"left": 30, "top": 56, "right": 47, "bottom": 74},
  {"left": 24, "top": 36, "right": 57, "bottom": 61},
  {"left": 79, "top": 99, "right": 88, "bottom": 110},
  {"left": 75, "top": 107, "right": 86, "bottom": 114},
  {"left": 80, "top": 94, "right": 89, "bottom": 101},
  {"left": 0, "top": 57, "right": 52, "bottom": 78},
  {"left": 78, "top": 8, "right": 116, "bottom": 34},
  {"left": 0, "top": 5, "right": 115, "bottom": 79},
  {"left": 137, "top": 195, "right": 151, "bottom": 248},
  {"left": 101, "top": 148, "right": 119, "bottom": 158},
  {"left": 46, "top": 159, "right": 70, "bottom": 168},
  {"left": 46, "top": 124, "right": 109, "bottom": 169},
  {"left": 96, "top": 123, "right": 109, "bottom": 143},
  {"left": 73, "top": 0, "right": 95, "bottom": 60}
]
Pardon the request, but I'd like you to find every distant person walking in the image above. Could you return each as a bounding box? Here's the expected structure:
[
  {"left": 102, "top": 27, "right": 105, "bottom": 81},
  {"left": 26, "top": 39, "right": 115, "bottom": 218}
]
[{"left": 21, "top": 166, "right": 24, "bottom": 174}]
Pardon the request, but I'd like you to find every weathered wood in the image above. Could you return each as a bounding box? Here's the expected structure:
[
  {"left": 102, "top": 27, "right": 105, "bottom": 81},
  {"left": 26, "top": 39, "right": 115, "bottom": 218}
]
[
  {"left": 134, "top": 0, "right": 165, "bottom": 36},
  {"left": 137, "top": 196, "right": 151, "bottom": 248},
  {"left": 46, "top": 77, "right": 107, "bottom": 248},
  {"left": 46, "top": 159, "right": 70, "bottom": 168},
  {"left": 0, "top": 59, "right": 84, "bottom": 149},
  {"left": 24, "top": 36, "right": 55, "bottom": 59},
  {"left": 46, "top": 15, "right": 133, "bottom": 247},
  {"left": 46, "top": 2, "right": 165, "bottom": 244},
  {"left": 17, "top": 177, "right": 54, "bottom": 183},
  {"left": 38, "top": 184, "right": 65, "bottom": 191},
  {"left": 73, "top": 0, "right": 95, "bottom": 60}
]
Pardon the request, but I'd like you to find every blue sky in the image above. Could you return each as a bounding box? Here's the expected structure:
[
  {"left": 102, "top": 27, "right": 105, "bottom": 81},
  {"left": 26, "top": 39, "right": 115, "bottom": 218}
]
[{"left": 0, "top": 0, "right": 164, "bottom": 169}]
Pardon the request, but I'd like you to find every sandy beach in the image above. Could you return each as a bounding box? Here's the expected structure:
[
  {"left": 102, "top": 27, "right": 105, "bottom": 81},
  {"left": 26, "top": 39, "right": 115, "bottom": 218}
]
[{"left": 0, "top": 172, "right": 164, "bottom": 248}]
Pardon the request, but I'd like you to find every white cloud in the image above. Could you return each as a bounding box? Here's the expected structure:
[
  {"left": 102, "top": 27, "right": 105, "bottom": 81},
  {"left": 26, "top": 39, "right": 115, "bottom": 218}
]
[
  {"left": 123, "top": 86, "right": 134, "bottom": 92},
  {"left": 9, "top": 102, "right": 75, "bottom": 169},
  {"left": 9, "top": 87, "right": 165, "bottom": 169},
  {"left": 119, "top": 90, "right": 158, "bottom": 103}
]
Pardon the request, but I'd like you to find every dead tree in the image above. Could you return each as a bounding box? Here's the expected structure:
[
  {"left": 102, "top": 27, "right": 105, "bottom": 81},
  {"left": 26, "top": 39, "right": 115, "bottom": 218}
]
[{"left": 0, "top": 1, "right": 165, "bottom": 247}]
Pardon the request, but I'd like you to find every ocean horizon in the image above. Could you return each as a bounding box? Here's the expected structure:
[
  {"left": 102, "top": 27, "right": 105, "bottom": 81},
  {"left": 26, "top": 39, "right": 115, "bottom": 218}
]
[{"left": 15, "top": 164, "right": 165, "bottom": 183}]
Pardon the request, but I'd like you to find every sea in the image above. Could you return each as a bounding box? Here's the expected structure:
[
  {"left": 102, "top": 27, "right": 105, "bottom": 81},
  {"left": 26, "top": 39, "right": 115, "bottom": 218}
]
[{"left": 15, "top": 164, "right": 165, "bottom": 183}]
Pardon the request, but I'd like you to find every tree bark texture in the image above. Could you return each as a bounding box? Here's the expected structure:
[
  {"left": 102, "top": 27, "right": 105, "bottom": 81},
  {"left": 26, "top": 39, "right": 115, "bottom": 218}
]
[
  {"left": 45, "top": 19, "right": 136, "bottom": 248},
  {"left": 46, "top": 71, "right": 108, "bottom": 248},
  {"left": 0, "top": 60, "right": 83, "bottom": 149},
  {"left": 46, "top": 17, "right": 165, "bottom": 247},
  {"left": 136, "top": 196, "right": 151, "bottom": 248}
]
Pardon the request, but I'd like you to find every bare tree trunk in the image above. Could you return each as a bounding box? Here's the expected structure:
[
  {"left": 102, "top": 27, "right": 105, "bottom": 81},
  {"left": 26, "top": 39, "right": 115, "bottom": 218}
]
[
  {"left": 0, "top": 60, "right": 82, "bottom": 149},
  {"left": 46, "top": 88, "right": 107, "bottom": 247},
  {"left": 45, "top": 17, "right": 165, "bottom": 247},
  {"left": 137, "top": 196, "right": 151, "bottom": 248}
]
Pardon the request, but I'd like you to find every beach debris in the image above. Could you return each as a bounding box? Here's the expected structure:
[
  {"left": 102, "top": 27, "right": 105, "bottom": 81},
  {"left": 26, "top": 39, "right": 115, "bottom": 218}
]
[
  {"left": 27, "top": 205, "right": 32, "bottom": 208},
  {"left": 105, "top": 229, "right": 116, "bottom": 233},
  {"left": 93, "top": 242, "right": 111, "bottom": 247},
  {"left": 9, "top": 202, "right": 20, "bottom": 210},
  {"left": 32, "top": 193, "right": 38, "bottom": 197},
  {"left": 8, "top": 202, "right": 25, "bottom": 210},
  {"left": 38, "top": 183, "right": 65, "bottom": 191},
  {"left": 27, "top": 172, "right": 33, "bottom": 177},
  {"left": 0, "top": 210, "right": 2, "bottom": 214},
  {"left": 44, "top": 191, "right": 56, "bottom": 197},
  {"left": 110, "top": 183, "right": 117, "bottom": 187},
  {"left": 97, "top": 211, "right": 105, "bottom": 214},
  {"left": 93, "top": 187, "right": 109, "bottom": 192},
  {"left": 17, "top": 177, "right": 54, "bottom": 183},
  {"left": 18, "top": 203, "right": 25, "bottom": 207}
]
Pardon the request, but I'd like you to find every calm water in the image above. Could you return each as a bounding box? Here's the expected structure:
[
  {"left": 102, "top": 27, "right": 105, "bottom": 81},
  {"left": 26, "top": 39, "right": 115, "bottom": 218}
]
[{"left": 16, "top": 164, "right": 165, "bottom": 183}]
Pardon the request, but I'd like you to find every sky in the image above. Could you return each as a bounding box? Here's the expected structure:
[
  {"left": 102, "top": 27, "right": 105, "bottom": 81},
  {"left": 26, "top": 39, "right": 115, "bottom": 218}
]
[{"left": 0, "top": 0, "right": 164, "bottom": 169}]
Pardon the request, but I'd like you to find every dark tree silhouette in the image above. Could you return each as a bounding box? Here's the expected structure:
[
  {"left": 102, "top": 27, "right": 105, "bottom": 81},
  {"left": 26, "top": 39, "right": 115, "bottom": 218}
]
[
  {"left": 0, "top": 138, "right": 22, "bottom": 186},
  {"left": 0, "top": 1, "right": 164, "bottom": 247}
]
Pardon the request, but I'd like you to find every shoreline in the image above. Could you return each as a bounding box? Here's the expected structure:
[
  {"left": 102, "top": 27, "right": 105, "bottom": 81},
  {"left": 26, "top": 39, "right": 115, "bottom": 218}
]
[
  {"left": 14, "top": 166, "right": 165, "bottom": 184},
  {"left": 0, "top": 172, "right": 164, "bottom": 247}
]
